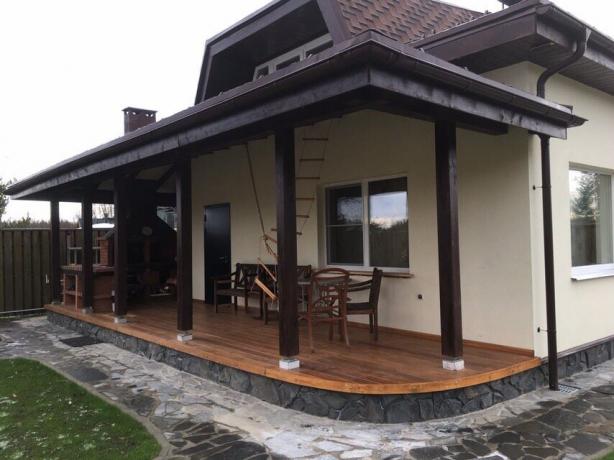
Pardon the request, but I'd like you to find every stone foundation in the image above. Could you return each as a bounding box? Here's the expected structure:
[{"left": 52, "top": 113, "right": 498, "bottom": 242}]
[{"left": 47, "top": 311, "right": 614, "bottom": 423}]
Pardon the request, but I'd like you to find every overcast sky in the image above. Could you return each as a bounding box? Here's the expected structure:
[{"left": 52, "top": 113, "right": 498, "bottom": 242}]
[{"left": 1, "top": 0, "right": 612, "bottom": 221}]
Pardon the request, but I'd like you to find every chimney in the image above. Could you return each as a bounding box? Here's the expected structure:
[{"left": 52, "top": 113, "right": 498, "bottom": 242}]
[{"left": 122, "top": 107, "right": 157, "bottom": 134}]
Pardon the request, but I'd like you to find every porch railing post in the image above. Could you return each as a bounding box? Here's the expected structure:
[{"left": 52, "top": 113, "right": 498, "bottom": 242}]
[
  {"left": 275, "top": 127, "right": 300, "bottom": 369},
  {"left": 176, "top": 157, "right": 193, "bottom": 342},
  {"left": 435, "top": 120, "right": 464, "bottom": 371},
  {"left": 50, "top": 199, "right": 62, "bottom": 303},
  {"left": 81, "top": 194, "right": 94, "bottom": 314},
  {"left": 113, "top": 174, "right": 128, "bottom": 323}
]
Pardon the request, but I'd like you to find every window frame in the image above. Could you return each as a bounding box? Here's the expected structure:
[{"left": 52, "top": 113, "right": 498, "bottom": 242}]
[
  {"left": 323, "top": 174, "right": 411, "bottom": 273},
  {"left": 569, "top": 165, "right": 614, "bottom": 281},
  {"left": 253, "top": 34, "right": 332, "bottom": 81}
]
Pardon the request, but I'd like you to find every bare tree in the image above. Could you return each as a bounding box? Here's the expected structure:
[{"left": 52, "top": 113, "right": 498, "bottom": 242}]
[{"left": 93, "top": 203, "right": 114, "bottom": 219}]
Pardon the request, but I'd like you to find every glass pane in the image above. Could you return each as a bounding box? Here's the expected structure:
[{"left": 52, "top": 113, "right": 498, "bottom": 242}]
[
  {"left": 328, "top": 226, "right": 364, "bottom": 265},
  {"left": 369, "top": 177, "right": 409, "bottom": 268},
  {"left": 276, "top": 55, "right": 300, "bottom": 70},
  {"left": 254, "top": 66, "right": 269, "bottom": 79},
  {"left": 570, "top": 170, "right": 613, "bottom": 266},
  {"left": 327, "top": 185, "right": 363, "bottom": 225}
]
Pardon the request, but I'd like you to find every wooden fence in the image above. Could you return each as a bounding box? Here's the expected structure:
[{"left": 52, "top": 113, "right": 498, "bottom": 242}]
[{"left": 0, "top": 229, "right": 104, "bottom": 312}]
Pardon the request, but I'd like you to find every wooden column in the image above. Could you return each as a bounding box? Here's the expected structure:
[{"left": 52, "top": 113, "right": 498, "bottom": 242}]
[
  {"left": 113, "top": 174, "right": 128, "bottom": 323},
  {"left": 435, "top": 120, "right": 464, "bottom": 370},
  {"left": 81, "top": 194, "right": 94, "bottom": 313},
  {"left": 50, "top": 200, "right": 62, "bottom": 303},
  {"left": 275, "top": 128, "right": 300, "bottom": 368},
  {"left": 176, "top": 157, "right": 193, "bottom": 341}
]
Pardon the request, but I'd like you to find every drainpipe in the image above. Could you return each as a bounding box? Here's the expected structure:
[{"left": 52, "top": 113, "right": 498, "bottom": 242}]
[{"left": 536, "top": 28, "right": 590, "bottom": 391}]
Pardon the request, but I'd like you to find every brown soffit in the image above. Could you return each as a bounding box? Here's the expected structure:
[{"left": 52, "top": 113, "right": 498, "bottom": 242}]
[{"left": 416, "top": 0, "right": 614, "bottom": 63}]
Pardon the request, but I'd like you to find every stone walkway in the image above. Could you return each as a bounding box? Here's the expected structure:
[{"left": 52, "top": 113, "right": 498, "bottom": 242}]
[{"left": 1, "top": 316, "right": 613, "bottom": 459}]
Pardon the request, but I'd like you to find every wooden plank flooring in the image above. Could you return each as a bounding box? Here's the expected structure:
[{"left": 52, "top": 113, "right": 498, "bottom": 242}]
[{"left": 46, "top": 300, "right": 541, "bottom": 395}]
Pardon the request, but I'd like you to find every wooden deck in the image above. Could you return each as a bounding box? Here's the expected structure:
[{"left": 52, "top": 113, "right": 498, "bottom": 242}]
[{"left": 46, "top": 300, "right": 541, "bottom": 395}]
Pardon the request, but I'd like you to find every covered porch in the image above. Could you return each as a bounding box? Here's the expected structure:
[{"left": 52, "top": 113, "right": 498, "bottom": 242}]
[{"left": 9, "top": 33, "right": 584, "bottom": 409}]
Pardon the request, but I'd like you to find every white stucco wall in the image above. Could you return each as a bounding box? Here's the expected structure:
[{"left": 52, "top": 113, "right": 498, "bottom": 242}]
[
  {"left": 190, "top": 109, "right": 535, "bottom": 350},
  {"left": 485, "top": 62, "right": 614, "bottom": 357}
]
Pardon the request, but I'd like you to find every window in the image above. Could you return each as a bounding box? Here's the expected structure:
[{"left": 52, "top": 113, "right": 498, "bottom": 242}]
[
  {"left": 326, "top": 177, "right": 409, "bottom": 270},
  {"left": 252, "top": 34, "right": 332, "bottom": 81},
  {"left": 570, "top": 168, "right": 614, "bottom": 278},
  {"left": 254, "top": 66, "right": 269, "bottom": 80},
  {"left": 276, "top": 55, "right": 300, "bottom": 71}
]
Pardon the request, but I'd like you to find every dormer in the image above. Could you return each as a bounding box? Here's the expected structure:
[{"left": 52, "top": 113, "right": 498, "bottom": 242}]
[
  {"left": 195, "top": 0, "right": 346, "bottom": 103},
  {"left": 194, "top": 0, "right": 482, "bottom": 104}
]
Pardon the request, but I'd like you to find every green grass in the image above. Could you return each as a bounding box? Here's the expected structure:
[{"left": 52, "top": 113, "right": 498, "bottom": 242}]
[
  {"left": 0, "top": 358, "right": 160, "bottom": 460},
  {"left": 602, "top": 452, "right": 614, "bottom": 460}
]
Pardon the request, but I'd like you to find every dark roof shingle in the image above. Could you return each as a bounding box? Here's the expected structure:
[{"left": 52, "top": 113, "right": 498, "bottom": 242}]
[{"left": 336, "top": 0, "right": 483, "bottom": 43}]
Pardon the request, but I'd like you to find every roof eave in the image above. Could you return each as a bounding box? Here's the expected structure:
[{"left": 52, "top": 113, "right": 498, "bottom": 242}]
[{"left": 7, "top": 31, "right": 583, "bottom": 198}]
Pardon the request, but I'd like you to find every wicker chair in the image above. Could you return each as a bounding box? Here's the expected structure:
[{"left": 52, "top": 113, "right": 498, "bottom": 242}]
[{"left": 299, "top": 268, "right": 350, "bottom": 352}]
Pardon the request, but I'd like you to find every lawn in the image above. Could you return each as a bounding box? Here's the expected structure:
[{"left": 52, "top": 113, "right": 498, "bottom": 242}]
[{"left": 0, "top": 358, "right": 160, "bottom": 460}]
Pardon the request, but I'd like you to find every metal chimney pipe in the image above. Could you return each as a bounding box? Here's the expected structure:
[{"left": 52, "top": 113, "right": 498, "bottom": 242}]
[{"left": 122, "top": 107, "right": 157, "bottom": 134}]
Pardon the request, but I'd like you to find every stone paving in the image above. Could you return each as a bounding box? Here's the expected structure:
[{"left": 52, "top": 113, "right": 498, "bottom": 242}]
[{"left": 1, "top": 316, "right": 614, "bottom": 459}]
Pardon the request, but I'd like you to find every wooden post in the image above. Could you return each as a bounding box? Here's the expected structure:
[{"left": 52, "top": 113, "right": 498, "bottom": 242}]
[
  {"left": 81, "top": 194, "right": 94, "bottom": 314},
  {"left": 113, "top": 174, "right": 128, "bottom": 323},
  {"left": 176, "top": 157, "right": 193, "bottom": 341},
  {"left": 50, "top": 200, "right": 62, "bottom": 303},
  {"left": 275, "top": 128, "right": 300, "bottom": 369},
  {"left": 435, "top": 120, "right": 464, "bottom": 371}
]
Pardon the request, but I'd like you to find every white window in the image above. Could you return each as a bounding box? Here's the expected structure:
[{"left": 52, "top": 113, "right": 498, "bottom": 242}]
[
  {"left": 325, "top": 176, "right": 409, "bottom": 270},
  {"left": 570, "top": 167, "right": 614, "bottom": 280},
  {"left": 253, "top": 34, "right": 332, "bottom": 81}
]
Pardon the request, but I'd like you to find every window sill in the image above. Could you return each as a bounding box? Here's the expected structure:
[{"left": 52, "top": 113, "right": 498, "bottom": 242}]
[{"left": 571, "top": 265, "right": 614, "bottom": 281}]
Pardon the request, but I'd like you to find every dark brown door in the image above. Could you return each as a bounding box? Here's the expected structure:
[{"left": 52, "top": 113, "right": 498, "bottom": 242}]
[{"left": 204, "top": 204, "right": 231, "bottom": 304}]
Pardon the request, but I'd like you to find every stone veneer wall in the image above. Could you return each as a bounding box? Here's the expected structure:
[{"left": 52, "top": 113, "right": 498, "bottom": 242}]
[{"left": 48, "top": 311, "right": 614, "bottom": 423}]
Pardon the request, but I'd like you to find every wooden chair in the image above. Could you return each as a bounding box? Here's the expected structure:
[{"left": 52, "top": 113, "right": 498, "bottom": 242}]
[
  {"left": 346, "top": 268, "right": 383, "bottom": 340},
  {"left": 213, "top": 263, "right": 258, "bottom": 314},
  {"left": 299, "top": 268, "right": 350, "bottom": 352},
  {"left": 262, "top": 265, "right": 312, "bottom": 324}
]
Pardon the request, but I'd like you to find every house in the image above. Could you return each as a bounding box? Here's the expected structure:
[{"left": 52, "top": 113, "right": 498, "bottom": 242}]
[{"left": 8, "top": 0, "right": 614, "bottom": 422}]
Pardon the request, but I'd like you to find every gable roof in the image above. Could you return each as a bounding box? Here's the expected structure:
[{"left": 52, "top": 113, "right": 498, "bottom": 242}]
[{"left": 336, "top": 0, "right": 483, "bottom": 43}]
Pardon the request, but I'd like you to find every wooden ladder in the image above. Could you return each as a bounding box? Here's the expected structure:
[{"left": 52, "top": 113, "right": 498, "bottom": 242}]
[{"left": 271, "top": 121, "right": 333, "bottom": 237}]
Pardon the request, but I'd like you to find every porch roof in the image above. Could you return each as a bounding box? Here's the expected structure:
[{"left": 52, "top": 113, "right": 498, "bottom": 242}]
[{"left": 8, "top": 30, "right": 585, "bottom": 201}]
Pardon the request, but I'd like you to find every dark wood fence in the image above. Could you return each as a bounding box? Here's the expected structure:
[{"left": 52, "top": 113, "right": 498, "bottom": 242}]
[{"left": 0, "top": 229, "right": 104, "bottom": 312}]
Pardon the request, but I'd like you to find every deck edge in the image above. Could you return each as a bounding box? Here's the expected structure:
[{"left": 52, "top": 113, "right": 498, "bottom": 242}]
[
  {"left": 44, "top": 306, "right": 614, "bottom": 423},
  {"left": 45, "top": 304, "right": 539, "bottom": 395}
]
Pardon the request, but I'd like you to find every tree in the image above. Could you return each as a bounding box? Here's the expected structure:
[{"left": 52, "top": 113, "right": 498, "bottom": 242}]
[
  {"left": 572, "top": 172, "right": 598, "bottom": 219},
  {"left": 93, "top": 203, "right": 114, "bottom": 219},
  {"left": 0, "top": 178, "right": 13, "bottom": 223}
]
